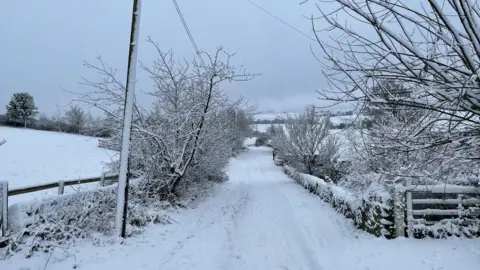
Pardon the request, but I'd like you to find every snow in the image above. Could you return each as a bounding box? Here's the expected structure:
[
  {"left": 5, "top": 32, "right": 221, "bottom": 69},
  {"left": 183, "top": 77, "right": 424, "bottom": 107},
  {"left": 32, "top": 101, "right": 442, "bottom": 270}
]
[
  {"left": 0, "top": 126, "right": 118, "bottom": 206},
  {"left": 329, "top": 114, "right": 362, "bottom": 125},
  {"left": 252, "top": 123, "right": 272, "bottom": 133},
  {"left": 2, "top": 146, "right": 479, "bottom": 270},
  {"left": 253, "top": 115, "right": 360, "bottom": 133},
  {"left": 408, "top": 184, "right": 480, "bottom": 194},
  {"left": 243, "top": 137, "right": 257, "bottom": 146},
  {"left": 252, "top": 112, "right": 288, "bottom": 121}
]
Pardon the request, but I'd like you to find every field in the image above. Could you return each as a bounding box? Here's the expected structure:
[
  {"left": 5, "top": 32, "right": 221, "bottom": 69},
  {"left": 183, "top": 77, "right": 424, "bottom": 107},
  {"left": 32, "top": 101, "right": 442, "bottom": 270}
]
[
  {"left": 0, "top": 126, "right": 118, "bottom": 205},
  {"left": 252, "top": 115, "right": 361, "bottom": 133}
]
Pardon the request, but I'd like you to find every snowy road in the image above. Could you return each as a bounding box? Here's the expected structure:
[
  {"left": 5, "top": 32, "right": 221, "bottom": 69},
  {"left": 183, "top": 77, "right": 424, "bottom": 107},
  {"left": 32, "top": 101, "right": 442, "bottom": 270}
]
[{"left": 4, "top": 146, "right": 480, "bottom": 270}]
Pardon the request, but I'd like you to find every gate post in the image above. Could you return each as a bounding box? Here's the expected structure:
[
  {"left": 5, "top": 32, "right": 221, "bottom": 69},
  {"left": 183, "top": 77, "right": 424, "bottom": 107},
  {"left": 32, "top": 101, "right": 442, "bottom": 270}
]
[
  {"left": 0, "top": 181, "right": 8, "bottom": 237},
  {"left": 405, "top": 178, "right": 414, "bottom": 237},
  {"left": 393, "top": 181, "right": 406, "bottom": 237}
]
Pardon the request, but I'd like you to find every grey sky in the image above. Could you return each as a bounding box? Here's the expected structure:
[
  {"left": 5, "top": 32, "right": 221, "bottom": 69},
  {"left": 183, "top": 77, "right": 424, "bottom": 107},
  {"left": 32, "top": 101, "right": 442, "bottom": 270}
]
[{"left": 1, "top": 0, "right": 342, "bottom": 116}]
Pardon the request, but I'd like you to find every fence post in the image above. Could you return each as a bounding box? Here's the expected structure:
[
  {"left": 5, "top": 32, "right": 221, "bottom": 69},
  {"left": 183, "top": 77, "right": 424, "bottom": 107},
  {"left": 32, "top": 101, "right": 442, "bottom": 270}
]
[
  {"left": 458, "top": 194, "right": 464, "bottom": 217},
  {"left": 100, "top": 171, "right": 106, "bottom": 187},
  {"left": 393, "top": 182, "right": 406, "bottom": 237},
  {"left": 458, "top": 194, "right": 463, "bottom": 209},
  {"left": 405, "top": 178, "right": 414, "bottom": 237},
  {"left": 58, "top": 181, "right": 65, "bottom": 195},
  {"left": 0, "top": 181, "right": 8, "bottom": 237}
]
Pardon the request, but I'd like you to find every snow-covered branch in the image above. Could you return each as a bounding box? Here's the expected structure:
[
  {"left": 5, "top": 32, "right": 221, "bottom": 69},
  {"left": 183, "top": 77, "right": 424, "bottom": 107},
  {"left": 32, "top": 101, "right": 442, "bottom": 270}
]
[
  {"left": 312, "top": 0, "right": 480, "bottom": 183},
  {"left": 271, "top": 106, "right": 342, "bottom": 182},
  {"left": 74, "top": 40, "right": 256, "bottom": 198}
]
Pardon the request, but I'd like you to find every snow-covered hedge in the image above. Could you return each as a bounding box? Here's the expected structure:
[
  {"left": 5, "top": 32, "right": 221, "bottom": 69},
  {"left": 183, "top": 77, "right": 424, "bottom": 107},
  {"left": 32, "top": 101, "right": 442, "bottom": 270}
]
[
  {"left": 0, "top": 177, "right": 214, "bottom": 259},
  {"left": 413, "top": 216, "right": 480, "bottom": 239},
  {"left": 283, "top": 165, "right": 395, "bottom": 238}
]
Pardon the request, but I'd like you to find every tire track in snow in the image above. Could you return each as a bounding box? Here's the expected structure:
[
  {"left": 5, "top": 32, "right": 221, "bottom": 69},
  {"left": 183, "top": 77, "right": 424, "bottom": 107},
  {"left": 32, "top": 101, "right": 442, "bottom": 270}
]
[
  {"left": 157, "top": 147, "right": 358, "bottom": 269},
  {"left": 260, "top": 166, "right": 325, "bottom": 270},
  {"left": 222, "top": 148, "right": 325, "bottom": 270}
]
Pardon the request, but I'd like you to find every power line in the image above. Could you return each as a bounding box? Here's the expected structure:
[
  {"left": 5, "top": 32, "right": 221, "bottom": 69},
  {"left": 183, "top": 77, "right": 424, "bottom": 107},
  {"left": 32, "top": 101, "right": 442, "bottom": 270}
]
[
  {"left": 172, "top": 0, "right": 206, "bottom": 65},
  {"left": 247, "top": 0, "right": 317, "bottom": 43}
]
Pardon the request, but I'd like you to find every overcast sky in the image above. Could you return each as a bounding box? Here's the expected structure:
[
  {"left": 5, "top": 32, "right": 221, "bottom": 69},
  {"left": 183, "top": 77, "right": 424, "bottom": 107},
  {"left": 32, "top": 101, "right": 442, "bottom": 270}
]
[{"left": 1, "top": 0, "right": 348, "bottom": 116}]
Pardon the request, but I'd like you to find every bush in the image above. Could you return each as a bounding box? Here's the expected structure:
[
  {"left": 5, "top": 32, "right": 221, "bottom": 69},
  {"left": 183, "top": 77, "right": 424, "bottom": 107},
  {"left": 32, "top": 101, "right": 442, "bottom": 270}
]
[
  {"left": 255, "top": 136, "right": 269, "bottom": 147},
  {"left": 0, "top": 176, "right": 215, "bottom": 258}
]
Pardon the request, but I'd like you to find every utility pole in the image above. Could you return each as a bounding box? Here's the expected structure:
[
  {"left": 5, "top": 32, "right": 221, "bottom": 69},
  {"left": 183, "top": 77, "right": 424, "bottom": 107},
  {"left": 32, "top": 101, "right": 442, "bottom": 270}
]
[{"left": 115, "top": 0, "right": 142, "bottom": 238}]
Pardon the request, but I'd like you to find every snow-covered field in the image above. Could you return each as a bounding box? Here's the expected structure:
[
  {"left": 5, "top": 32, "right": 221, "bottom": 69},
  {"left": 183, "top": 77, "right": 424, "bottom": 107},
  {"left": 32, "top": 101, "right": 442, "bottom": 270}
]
[
  {"left": 252, "top": 123, "right": 272, "bottom": 133},
  {"left": 252, "top": 112, "right": 289, "bottom": 121},
  {"left": 329, "top": 114, "right": 362, "bottom": 125},
  {"left": 252, "top": 115, "right": 361, "bottom": 133},
  {"left": 0, "top": 126, "right": 118, "bottom": 205},
  {"left": 2, "top": 146, "right": 479, "bottom": 270}
]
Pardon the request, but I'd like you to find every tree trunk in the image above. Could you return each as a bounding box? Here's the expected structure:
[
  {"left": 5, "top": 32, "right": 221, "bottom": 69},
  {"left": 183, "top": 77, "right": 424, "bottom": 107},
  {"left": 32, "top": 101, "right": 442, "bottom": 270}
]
[
  {"left": 24, "top": 119, "right": 27, "bottom": 128},
  {"left": 170, "top": 174, "right": 183, "bottom": 195},
  {"left": 170, "top": 77, "right": 215, "bottom": 195}
]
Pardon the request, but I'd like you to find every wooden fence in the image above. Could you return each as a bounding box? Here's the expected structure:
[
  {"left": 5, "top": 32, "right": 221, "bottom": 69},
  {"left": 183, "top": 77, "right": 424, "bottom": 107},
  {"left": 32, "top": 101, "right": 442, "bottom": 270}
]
[
  {"left": 0, "top": 173, "right": 118, "bottom": 236},
  {"left": 394, "top": 180, "right": 480, "bottom": 237},
  {"left": 98, "top": 138, "right": 121, "bottom": 152}
]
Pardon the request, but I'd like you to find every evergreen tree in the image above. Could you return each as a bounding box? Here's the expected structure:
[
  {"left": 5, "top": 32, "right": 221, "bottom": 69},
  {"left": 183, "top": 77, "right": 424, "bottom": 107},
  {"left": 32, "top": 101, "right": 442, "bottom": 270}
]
[{"left": 6, "top": 92, "right": 38, "bottom": 128}]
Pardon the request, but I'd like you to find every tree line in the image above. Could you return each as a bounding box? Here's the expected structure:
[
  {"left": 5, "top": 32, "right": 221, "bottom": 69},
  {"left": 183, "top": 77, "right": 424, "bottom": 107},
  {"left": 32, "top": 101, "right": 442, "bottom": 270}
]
[{"left": 1, "top": 92, "right": 114, "bottom": 137}]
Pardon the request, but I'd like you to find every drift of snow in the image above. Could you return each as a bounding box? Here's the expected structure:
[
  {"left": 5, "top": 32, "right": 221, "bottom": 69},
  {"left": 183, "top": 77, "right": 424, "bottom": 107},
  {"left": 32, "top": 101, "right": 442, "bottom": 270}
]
[
  {"left": 2, "top": 146, "right": 479, "bottom": 270},
  {"left": 0, "top": 126, "right": 117, "bottom": 205}
]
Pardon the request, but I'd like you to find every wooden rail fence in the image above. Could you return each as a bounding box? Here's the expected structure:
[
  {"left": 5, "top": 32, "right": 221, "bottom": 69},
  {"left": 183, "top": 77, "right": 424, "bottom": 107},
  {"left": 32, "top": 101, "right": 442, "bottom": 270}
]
[
  {"left": 0, "top": 173, "right": 118, "bottom": 236},
  {"left": 394, "top": 179, "right": 480, "bottom": 238},
  {"left": 98, "top": 138, "right": 121, "bottom": 152}
]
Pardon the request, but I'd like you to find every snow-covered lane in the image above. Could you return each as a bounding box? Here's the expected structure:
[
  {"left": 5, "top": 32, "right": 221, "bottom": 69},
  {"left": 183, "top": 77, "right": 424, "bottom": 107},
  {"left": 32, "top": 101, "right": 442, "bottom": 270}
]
[
  {"left": 3, "top": 146, "right": 479, "bottom": 270},
  {"left": 223, "top": 147, "right": 355, "bottom": 270}
]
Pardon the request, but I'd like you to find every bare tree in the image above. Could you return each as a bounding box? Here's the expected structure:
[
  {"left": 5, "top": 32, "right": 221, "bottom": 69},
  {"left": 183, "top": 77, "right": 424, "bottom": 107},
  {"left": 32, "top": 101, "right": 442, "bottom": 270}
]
[
  {"left": 144, "top": 39, "right": 256, "bottom": 194},
  {"left": 312, "top": 0, "right": 480, "bottom": 181},
  {"left": 272, "top": 106, "right": 340, "bottom": 180},
  {"left": 52, "top": 104, "right": 64, "bottom": 132},
  {"left": 64, "top": 105, "right": 87, "bottom": 134},
  {"left": 72, "top": 38, "right": 256, "bottom": 198}
]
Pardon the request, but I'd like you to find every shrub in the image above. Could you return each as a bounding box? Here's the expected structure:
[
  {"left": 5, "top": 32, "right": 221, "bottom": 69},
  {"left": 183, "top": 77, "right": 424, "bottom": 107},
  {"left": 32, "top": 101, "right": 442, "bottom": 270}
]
[
  {"left": 255, "top": 136, "right": 269, "bottom": 147},
  {"left": 0, "top": 177, "right": 212, "bottom": 259}
]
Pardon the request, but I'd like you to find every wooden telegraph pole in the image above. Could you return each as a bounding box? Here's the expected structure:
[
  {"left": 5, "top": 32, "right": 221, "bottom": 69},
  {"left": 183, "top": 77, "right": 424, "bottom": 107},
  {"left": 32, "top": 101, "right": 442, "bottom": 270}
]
[{"left": 115, "top": 0, "right": 142, "bottom": 238}]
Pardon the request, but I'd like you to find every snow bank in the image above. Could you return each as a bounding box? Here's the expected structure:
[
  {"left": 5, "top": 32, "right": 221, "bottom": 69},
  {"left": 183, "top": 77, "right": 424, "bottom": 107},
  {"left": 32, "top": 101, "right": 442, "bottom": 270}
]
[
  {"left": 0, "top": 178, "right": 176, "bottom": 258},
  {"left": 283, "top": 165, "right": 395, "bottom": 238}
]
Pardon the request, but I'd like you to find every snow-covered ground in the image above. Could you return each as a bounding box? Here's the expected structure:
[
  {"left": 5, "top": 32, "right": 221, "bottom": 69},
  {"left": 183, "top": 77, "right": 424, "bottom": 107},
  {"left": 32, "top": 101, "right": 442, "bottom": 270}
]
[
  {"left": 3, "top": 146, "right": 479, "bottom": 270},
  {"left": 0, "top": 126, "right": 118, "bottom": 205},
  {"left": 252, "top": 112, "right": 290, "bottom": 121},
  {"left": 329, "top": 114, "right": 362, "bottom": 125},
  {"left": 252, "top": 123, "right": 272, "bottom": 133},
  {"left": 252, "top": 115, "right": 361, "bottom": 133}
]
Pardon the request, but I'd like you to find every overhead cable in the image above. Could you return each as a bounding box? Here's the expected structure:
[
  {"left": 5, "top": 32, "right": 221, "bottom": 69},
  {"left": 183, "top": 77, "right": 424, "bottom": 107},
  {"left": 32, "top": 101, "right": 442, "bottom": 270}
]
[
  {"left": 246, "top": 0, "right": 317, "bottom": 43},
  {"left": 172, "top": 0, "right": 206, "bottom": 65}
]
